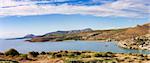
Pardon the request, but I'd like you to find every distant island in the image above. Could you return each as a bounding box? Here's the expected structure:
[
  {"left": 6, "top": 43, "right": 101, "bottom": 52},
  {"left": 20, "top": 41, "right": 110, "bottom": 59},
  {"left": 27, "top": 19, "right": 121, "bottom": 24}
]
[{"left": 5, "top": 34, "right": 36, "bottom": 40}]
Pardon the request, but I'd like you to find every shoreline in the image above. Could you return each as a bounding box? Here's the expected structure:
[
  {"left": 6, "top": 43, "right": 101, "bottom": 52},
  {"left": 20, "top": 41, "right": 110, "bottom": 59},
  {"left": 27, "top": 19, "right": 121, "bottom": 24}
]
[
  {"left": 26, "top": 39, "right": 150, "bottom": 51},
  {"left": 26, "top": 39, "right": 115, "bottom": 42},
  {"left": 4, "top": 39, "right": 150, "bottom": 52}
]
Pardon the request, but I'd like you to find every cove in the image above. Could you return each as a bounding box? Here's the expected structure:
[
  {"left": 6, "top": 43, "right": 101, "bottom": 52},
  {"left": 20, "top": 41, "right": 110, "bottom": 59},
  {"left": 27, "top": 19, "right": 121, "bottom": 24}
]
[{"left": 0, "top": 39, "right": 150, "bottom": 54}]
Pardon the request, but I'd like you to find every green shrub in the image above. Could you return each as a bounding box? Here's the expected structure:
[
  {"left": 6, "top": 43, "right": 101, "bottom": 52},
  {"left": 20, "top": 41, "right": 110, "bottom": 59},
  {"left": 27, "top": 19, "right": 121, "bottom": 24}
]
[
  {"left": 94, "top": 53, "right": 103, "bottom": 57},
  {"left": 0, "top": 60, "right": 19, "bottom": 63},
  {"left": 67, "top": 53, "right": 76, "bottom": 58},
  {"left": 54, "top": 53, "right": 62, "bottom": 58},
  {"left": 0, "top": 52, "right": 4, "bottom": 55},
  {"left": 4, "top": 49, "right": 20, "bottom": 56},
  {"left": 84, "top": 60, "right": 103, "bottom": 63},
  {"left": 106, "top": 52, "right": 113, "bottom": 54},
  {"left": 73, "top": 52, "right": 81, "bottom": 55},
  {"left": 20, "top": 54, "right": 28, "bottom": 59},
  {"left": 65, "top": 59, "right": 83, "bottom": 63},
  {"left": 40, "top": 51, "right": 46, "bottom": 55},
  {"left": 94, "top": 52, "right": 113, "bottom": 57},
  {"left": 80, "top": 54, "right": 91, "bottom": 58},
  {"left": 28, "top": 51, "right": 39, "bottom": 57}
]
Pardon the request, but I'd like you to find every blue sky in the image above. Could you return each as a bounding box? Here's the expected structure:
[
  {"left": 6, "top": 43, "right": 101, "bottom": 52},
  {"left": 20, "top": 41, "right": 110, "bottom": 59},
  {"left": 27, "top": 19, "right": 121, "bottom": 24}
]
[{"left": 0, "top": 0, "right": 149, "bottom": 38}]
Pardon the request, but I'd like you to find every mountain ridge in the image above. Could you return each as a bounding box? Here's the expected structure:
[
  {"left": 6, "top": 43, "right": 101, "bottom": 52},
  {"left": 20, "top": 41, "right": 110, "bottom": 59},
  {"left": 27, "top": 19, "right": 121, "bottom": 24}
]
[{"left": 27, "top": 23, "right": 149, "bottom": 42}]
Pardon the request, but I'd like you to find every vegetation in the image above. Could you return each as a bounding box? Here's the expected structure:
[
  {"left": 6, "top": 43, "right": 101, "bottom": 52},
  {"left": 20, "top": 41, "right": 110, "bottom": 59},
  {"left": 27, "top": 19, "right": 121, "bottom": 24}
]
[
  {"left": 0, "top": 60, "right": 19, "bottom": 63},
  {"left": 65, "top": 59, "right": 117, "bottom": 63},
  {"left": 4, "top": 49, "right": 20, "bottom": 56},
  {"left": 19, "top": 54, "right": 28, "bottom": 59},
  {"left": 28, "top": 51, "right": 39, "bottom": 57},
  {"left": 0, "top": 49, "right": 150, "bottom": 63}
]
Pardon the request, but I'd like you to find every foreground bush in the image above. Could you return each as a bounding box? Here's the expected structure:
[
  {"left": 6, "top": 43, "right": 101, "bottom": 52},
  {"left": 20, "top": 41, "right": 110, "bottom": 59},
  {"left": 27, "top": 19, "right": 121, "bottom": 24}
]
[
  {"left": 0, "top": 52, "right": 4, "bottom": 55},
  {"left": 28, "top": 51, "right": 39, "bottom": 57},
  {"left": 80, "top": 54, "right": 91, "bottom": 58},
  {"left": 94, "top": 52, "right": 113, "bottom": 57},
  {"left": 4, "top": 49, "right": 19, "bottom": 56},
  {"left": 65, "top": 59, "right": 117, "bottom": 63},
  {"left": 0, "top": 59, "right": 19, "bottom": 63},
  {"left": 20, "top": 54, "right": 28, "bottom": 59},
  {"left": 65, "top": 59, "right": 83, "bottom": 63}
]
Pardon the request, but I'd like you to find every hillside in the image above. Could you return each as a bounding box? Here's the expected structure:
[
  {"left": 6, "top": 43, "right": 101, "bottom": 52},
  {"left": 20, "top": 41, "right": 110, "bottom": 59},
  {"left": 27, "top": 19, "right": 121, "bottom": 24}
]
[
  {"left": 27, "top": 23, "right": 149, "bottom": 42},
  {"left": 118, "top": 34, "right": 150, "bottom": 50}
]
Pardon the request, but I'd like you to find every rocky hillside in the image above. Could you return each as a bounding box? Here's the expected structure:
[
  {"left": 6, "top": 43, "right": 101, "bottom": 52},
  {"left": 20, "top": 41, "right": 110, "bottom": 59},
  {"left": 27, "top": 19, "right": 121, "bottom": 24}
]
[
  {"left": 42, "top": 28, "right": 93, "bottom": 38},
  {"left": 116, "top": 23, "right": 150, "bottom": 50},
  {"left": 71, "top": 23, "right": 149, "bottom": 41},
  {"left": 118, "top": 34, "right": 150, "bottom": 50},
  {"left": 27, "top": 23, "right": 149, "bottom": 42},
  {"left": 114, "top": 23, "right": 149, "bottom": 41}
]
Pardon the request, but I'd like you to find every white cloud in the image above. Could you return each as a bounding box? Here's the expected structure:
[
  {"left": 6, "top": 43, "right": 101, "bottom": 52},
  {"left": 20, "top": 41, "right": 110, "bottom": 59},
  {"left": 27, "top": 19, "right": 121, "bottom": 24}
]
[
  {"left": 0, "top": 0, "right": 149, "bottom": 18},
  {"left": 0, "top": 0, "right": 32, "bottom": 7}
]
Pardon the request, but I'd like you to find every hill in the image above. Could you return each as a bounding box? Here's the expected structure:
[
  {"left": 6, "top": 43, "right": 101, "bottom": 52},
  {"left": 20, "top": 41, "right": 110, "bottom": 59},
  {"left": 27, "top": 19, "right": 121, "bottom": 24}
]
[{"left": 27, "top": 23, "right": 149, "bottom": 42}]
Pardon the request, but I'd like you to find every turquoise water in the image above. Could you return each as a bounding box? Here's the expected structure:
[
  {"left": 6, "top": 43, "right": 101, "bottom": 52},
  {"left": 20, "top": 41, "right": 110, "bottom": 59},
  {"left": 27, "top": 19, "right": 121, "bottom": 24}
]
[{"left": 0, "top": 39, "right": 150, "bottom": 54}]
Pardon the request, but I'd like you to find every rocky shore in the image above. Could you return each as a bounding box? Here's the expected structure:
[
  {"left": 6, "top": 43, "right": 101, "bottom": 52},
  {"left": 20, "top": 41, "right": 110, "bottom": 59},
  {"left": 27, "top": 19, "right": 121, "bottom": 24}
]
[
  {"left": 0, "top": 49, "right": 150, "bottom": 63},
  {"left": 118, "top": 34, "right": 150, "bottom": 50}
]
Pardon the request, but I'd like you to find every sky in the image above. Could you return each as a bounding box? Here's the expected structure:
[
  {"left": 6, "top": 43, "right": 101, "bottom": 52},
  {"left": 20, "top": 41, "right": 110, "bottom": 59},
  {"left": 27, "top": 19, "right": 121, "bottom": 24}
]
[{"left": 0, "top": 0, "right": 149, "bottom": 38}]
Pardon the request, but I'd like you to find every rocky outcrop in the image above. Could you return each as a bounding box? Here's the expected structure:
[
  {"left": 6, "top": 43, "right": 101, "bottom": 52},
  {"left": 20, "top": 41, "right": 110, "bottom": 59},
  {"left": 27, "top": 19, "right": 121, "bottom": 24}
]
[{"left": 118, "top": 34, "right": 150, "bottom": 50}]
